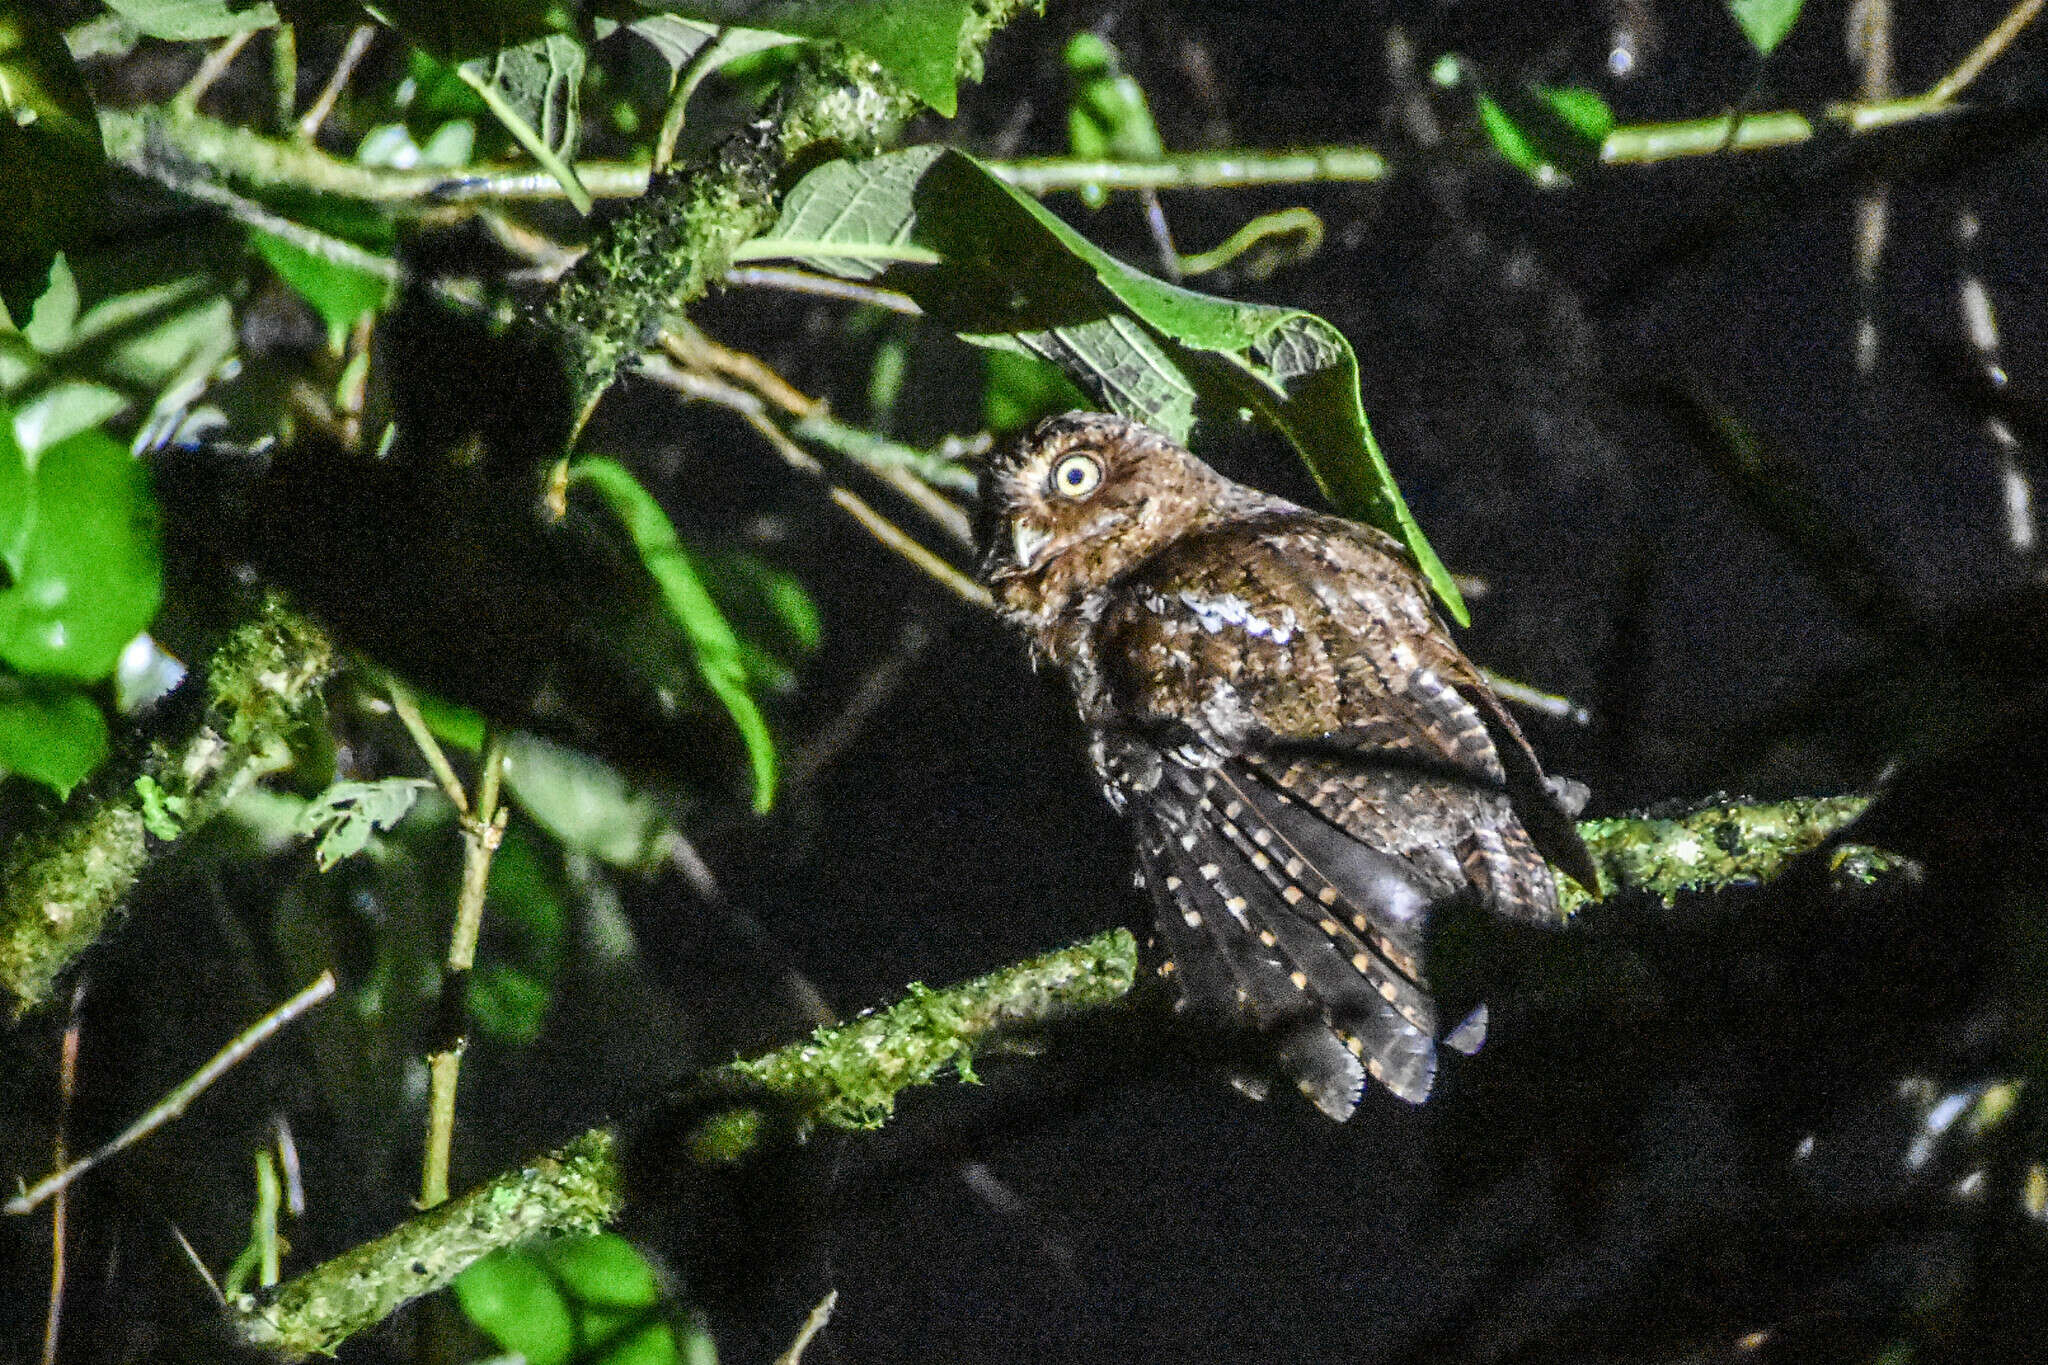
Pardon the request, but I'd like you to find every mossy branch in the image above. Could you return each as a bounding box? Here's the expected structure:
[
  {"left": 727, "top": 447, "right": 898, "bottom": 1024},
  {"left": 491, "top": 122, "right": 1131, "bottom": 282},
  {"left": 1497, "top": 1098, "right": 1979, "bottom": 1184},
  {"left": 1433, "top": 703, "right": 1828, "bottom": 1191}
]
[
  {"left": 1, "top": 598, "right": 336, "bottom": 1014},
  {"left": 541, "top": 0, "right": 1045, "bottom": 414},
  {"left": 228, "top": 928, "right": 1141, "bottom": 1359}
]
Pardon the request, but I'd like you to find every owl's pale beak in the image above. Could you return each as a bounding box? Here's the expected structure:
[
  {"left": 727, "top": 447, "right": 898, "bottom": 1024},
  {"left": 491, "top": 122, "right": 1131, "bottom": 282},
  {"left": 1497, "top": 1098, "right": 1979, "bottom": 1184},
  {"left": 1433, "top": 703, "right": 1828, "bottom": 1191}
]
[{"left": 1011, "top": 521, "right": 1053, "bottom": 572}]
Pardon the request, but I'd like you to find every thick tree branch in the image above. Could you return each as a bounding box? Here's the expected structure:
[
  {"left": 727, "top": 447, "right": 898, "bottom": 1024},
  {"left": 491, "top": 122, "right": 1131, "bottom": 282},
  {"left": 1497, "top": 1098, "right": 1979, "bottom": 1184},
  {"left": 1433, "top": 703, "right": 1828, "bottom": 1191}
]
[
  {"left": 229, "top": 928, "right": 1141, "bottom": 1359},
  {"left": 1, "top": 599, "right": 335, "bottom": 1014}
]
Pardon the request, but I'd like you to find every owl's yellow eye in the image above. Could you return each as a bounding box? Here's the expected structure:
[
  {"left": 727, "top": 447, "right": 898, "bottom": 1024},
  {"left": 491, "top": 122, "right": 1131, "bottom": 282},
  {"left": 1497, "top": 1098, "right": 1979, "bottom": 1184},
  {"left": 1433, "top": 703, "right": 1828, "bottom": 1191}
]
[{"left": 1049, "top": 451, "right": 1104, "bottom": 499}]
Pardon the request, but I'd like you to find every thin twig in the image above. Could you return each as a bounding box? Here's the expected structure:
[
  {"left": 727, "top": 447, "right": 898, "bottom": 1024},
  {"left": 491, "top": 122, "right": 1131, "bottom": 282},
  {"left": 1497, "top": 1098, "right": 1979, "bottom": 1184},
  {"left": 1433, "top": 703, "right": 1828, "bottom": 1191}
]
[
  {"left": 385, "top": 680, "right": 469, "bottom": 814},
  {"left": 298, "top": 25, "right": 376, "bottom": 142},
  {"left": 173, "top": 29, "right": 255, "bottom": 115},
  {"left": 724, "top": 266, "right": 925, "bottom": 314},
  {"left": 774, "top": 1289, "right": 839, "bottom": 1365},
  {"left": 40, "top": 979, "right": 85, "bottom": 1365},
  {"left": 1923, "top": 0, "right": 2045, "bottom": 105},
  {"left": 420, "top": 731, "right": 508, "bottom": 1208},
  {"left": 1478, "top": 668, "right": 1594, "bottom": 727},
  {"left": 663, "top": 326, "right": 822, "bottom": 419},
  {"left": 169, "top": 1222, "right": 227, "bottom": 1306},
  {"left": 741, "top": 408, "right": 993, "bottom": 608},
  {"left": 653, "top": 26, "right": 743, "bottom": 174},
  {"left": 7, "top": 972, "right": 338, "bottom": 1215}
]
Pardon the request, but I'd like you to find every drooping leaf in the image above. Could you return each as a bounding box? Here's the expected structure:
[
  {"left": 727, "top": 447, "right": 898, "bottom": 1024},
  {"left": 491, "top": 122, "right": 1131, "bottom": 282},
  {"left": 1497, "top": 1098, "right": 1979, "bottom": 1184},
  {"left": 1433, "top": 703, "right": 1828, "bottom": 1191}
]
[
  {"left": 295, "top": 778, "right": 431, "bottom": 870},
  {"left": 1728, "top": 0, "right": 1805, "bottom": 56},
  {"left": 641, "top": 0, "right": 973, "bottom": 115},
  {"left": 0, "top": 421, "right": 162, "bottom": 681},
  {"left": 0, "top": 679, "right": 109, "bottom": 797},
  {"left": 568, "top": 457, "right": 777, "bottom": 810},
  {"left": 606, "top": 14, "right": 801, "bottom": 84},
  {"left": 0, "top": 6, "right": 108, "bottom": 318},
  {"left": 746, "top": 147, "right": 1467, "bottom": 621},
  {"left": 101, "top": 0, "right": 279, "bottom": 40}
]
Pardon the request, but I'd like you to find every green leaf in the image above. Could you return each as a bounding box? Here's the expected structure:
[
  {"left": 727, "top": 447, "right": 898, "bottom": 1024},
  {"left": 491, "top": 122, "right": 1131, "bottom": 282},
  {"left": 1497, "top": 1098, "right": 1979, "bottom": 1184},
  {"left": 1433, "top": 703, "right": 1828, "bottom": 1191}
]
[
  {"left": 1064, "top": 32, "right": 1163, "bottom": 209},
  {"left": 0, "top": 422, "right": 162, "bottom": 681},
  {"left": 608, "top": 14, "right": 801, "bottom": 83},
  {"left": 750, "top": 147, "right": 1467, "bottom": 622},
  {"left": 641, "top": 0, "right": 973, "bottom": 115},
  {"left": 0, "top": 678, "right": 108, "bottom": 796},
  {"left": 456, "top": 1248, "right": 577, "bottom": 1365},
  {"left": 295, "top": 778, "right": 431, "bottom": 870},
  {"left": 458, "top": 1236, "right": 677, "bottom": 1365},
  {"left": 1535, "top": 85, "right": 1615, "bottom": 143},
  {"left": 503, "top": 731, "right": 670, "bottom": 869},
  {"left": 983, "top": 348, "right": 1090, "bottom": 435},
  {"left": 0, "top": 5, "right": 109, "bottom": 318},
  {"left": 368, "top": 0, "right": 573, "bottom": 61},
  {"left": 251, "top": 230, "right": 392, "bottom": 350},
  {"left": 568, "top": 457, "right": 778, "bottom": 810},
  {"left": 101, "top": 0, "right": 278, "bottom": 41},
  {"left": 1728, "top": 0, "right": 1804, "bottom": 56},
  {"left": 457, "top": 31, "right": 591, "bottom": 213}
]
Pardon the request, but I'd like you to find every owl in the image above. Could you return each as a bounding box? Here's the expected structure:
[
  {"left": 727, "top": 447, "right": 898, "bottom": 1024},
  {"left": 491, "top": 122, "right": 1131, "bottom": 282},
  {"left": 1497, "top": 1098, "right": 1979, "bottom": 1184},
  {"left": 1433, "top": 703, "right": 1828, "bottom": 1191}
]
[{"left": 981, "top": 412, "right": 1598, "bottom": 1117}]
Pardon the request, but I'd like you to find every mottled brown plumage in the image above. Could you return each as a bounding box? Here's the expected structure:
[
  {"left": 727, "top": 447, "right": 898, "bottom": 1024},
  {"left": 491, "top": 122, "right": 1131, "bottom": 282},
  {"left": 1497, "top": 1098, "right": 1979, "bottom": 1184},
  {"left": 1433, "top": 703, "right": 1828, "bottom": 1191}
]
[{"left": 981, "top": 412, "right": 1597, "bottom": 1117}]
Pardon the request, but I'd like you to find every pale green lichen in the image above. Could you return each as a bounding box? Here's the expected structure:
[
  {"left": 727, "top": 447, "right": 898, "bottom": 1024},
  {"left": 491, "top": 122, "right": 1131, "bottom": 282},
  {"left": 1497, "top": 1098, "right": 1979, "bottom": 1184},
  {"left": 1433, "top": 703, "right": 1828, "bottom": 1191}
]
[{"left": 1566, "top": 794, "right": 1875, "bottom": 915}]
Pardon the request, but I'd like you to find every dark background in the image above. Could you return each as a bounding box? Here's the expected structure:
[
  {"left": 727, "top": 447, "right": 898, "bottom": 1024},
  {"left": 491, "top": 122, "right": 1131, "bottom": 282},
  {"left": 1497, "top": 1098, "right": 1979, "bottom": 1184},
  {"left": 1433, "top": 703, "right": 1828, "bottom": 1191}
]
[{"left": 7, "top": 2, "right": 2048, "bottom": 1362}]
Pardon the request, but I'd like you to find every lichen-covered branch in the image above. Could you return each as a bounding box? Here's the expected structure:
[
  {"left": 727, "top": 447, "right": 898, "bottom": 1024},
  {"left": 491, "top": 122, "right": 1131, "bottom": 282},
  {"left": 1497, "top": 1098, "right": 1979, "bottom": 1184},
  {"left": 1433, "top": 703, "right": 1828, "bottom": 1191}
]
[
  {"left": 1564, "top": 793, "right": 1878, "bottom": 916},
  {"left": 233, "top": 1128, "right": 624, "bottom": 1358},
  {"left": 543, "top": 0, "right": 1044, "bottom": 412},
  {"left": 228, "top": 929, "right": 1140, "bottom": 1359},
  {"left": 1, "top": 598, "right": 336, "bottom": 1014}
]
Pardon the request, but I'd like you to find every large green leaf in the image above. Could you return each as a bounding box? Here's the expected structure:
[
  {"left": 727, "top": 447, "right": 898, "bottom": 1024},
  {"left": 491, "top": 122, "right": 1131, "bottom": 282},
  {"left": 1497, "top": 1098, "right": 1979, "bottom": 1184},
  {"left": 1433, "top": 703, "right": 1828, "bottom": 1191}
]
[
  {"left": 0, "top": 677, "right": 109, "bottom": 797},
  {"left": 745, "top": 147, "right": 1467, "bottom": 622},
  {"left": 0, "top": 5, "right": 108, "bottom": 318},
  {"left": 457, "top": 1234, "right": 685, "bottom": 1365},
  {"left": 102, "top": 0, "right": 279, "bottom": 40},
  {"left": 567, "top": 457, "right": 777, "bottom": 811},
  {"left": 641, "top": 0, "right": 973, "bottom": 116},
  {"left": 0, "top": 420, "right": 161, "bottom": 682},
  {"left": 457, "top": 30, "right": 590, "bottom": 212}
]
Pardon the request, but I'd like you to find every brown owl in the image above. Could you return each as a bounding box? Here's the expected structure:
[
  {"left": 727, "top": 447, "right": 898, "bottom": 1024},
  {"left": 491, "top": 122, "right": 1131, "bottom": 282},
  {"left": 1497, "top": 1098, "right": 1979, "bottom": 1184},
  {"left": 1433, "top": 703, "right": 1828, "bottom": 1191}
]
[{"left": 981, "top": 412, "right": 1598, "bottom": 1118}]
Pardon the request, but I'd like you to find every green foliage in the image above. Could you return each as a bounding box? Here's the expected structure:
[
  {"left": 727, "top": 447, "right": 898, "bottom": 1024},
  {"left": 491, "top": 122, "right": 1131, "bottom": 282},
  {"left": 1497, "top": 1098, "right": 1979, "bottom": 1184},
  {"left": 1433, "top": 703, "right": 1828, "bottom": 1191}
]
[
  {"left": 567, "top": 458, "right": 779, "bottom": 811},
  {"left": 748, "top": 146, "right": 1468, "bottom": 622},
  {"left": 1435, "top": 56, "right": 1613, "bottom": 188},
  {"left": 102, "top": 0, "right": 279, "bottom": 41},
  {"left": 643, "top": 0, "right": 975, "bottom": 115},
  {"left": 457, "top": 31, "right": 592, "bottom": 211},
  {"left": 1728, "top": 0, "right": 1805, "bottom": 56},
  {"left": 455, "top": 1233, "right": 701, "bottom": 1365},
  {"left": 1064, "top": 32, "right": 1165, "bottom": 209},
  {"left": 0, "top": 680, "right": 108, "bottom": 798},
  {"left": 503, "top": 731, "right": 670, "bottom": 870},
  {"left": 295, "top": 778, "right": 432, "bottom": 870},
  {"left": 250, "top": 232, "right": 393, "bottom": 350},
  {"left": 474, "top": 823, "right": 566, "bottom": 1044},
  {"left": 0, "top": 4, "right": 108, "bottom": 317},
  {"left": 984, "top": 347, "right": 1090, "bottom": 434}
]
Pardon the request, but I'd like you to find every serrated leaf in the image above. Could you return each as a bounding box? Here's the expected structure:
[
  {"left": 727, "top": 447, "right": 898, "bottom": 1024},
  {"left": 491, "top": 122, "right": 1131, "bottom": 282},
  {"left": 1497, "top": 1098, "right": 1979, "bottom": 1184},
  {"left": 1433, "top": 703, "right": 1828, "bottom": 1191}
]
[
  {"left": 102, "top": 0, "right": 278, "bottom": 41},
  {"left": 749, "top": 147, "right": 1466, "bottom": 621},
  {"left": 613, "top": 14, "right": 800, "bottom": 82},
  {"left": 0, "top": 5, "right": 108, "bottom": 318},
  {"left": 295, "top": 778, "right": 431, "bottom": 870},
  {"left": 0, "top": 421, "right": 161, "bottom": 681},
  {"left": 0, "top": 679, "right": 108, "bottom": 796},
  {"left": 567, "top": 457, "right": 777, "bottom": 811},
  {"left": 1728, "top": 0, "right": 1804, "bottom": 56},
  {"left": 641, "top": 0, "right": 972, "bottom": 115}
]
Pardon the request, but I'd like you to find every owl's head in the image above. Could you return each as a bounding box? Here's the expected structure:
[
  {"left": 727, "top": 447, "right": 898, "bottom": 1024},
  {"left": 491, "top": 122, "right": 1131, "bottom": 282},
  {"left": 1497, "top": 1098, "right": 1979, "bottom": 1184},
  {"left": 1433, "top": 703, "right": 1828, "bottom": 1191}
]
[{"left": 979, "top": 411, "right": 1230, "bottom": 626}]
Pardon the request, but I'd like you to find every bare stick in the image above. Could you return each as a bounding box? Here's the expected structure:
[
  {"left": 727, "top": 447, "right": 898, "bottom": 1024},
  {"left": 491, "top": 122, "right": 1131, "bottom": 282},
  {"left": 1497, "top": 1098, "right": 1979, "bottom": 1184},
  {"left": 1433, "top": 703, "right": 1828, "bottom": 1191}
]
[
  {"left": 7, "top": 972, "right": 338, "bottom": 1215},
  {"left": 173, "top": 30, "right": 255, "bottom": 114},
  {"left": 298, "top": 25, "right": 376, "bottom": 142},
  {"left": 725, "top": 266, "right": 925, "bottom": 314},
  {"left": 775, "top": 1290, "right": 839, "bottom": 1365},
  {"left": 1924, "top": 0, "right": 2046, "bottom": 106},
  {"left": 39, "top": 980, "right": 84, "bottom": 1365}
]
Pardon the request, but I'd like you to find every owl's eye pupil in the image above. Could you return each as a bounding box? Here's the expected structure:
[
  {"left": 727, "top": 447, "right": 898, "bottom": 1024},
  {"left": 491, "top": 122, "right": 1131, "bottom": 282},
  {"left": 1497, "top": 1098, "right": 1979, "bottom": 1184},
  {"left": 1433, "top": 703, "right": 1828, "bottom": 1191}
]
[{"left": 1050, "top": 452, "right": 1103, "bottom": 498}]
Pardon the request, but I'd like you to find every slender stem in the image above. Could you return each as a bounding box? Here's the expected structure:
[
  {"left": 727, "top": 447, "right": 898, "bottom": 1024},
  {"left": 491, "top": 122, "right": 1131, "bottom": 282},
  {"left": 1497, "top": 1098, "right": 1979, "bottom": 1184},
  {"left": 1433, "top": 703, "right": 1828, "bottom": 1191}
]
[
  {"left": 39, "top": 981, "right": 84, "bottom": 1365},
  {"left": 385, "top": 679, "right": 469, "bottom": 814},
  {"left": 419, "top": 731, "right": 509, "bottom": 1208},
  {"left": 1924, "top": 0, "right": 2045, "bottom": 106},
  {"left": 298, "top": 25, "right": 376, "bottom": 141},
  {"left": 653, "top": 26, "right": 747, "bottom": 174},
  {"left": 991, "top": 146, "right": 1391, "bottom": 194},
  {"left": 775, "top": 1290, "right": 839, "bottom": 1365},
  {"left": 455, "top": 64, "right": 593, "bottom": 214},
  {"left": 172, "top": 29, "right": 255, "bottom": 115},
  {"left": 6, "top": 972, "right": 338, "bottom": 1215},
  {"left": 724, "top": 265, "right": 925, "bottom": 314}
]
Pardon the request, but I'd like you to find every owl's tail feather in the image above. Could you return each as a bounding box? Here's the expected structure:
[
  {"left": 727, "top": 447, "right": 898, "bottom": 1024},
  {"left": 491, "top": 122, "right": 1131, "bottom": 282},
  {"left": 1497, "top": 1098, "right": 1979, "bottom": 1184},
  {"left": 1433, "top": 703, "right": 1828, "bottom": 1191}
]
[{"left": 1137, "top": 765, "right": 1443, "bottom": 1112}]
